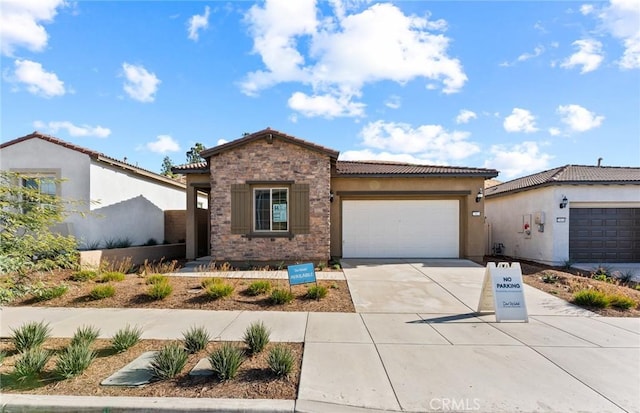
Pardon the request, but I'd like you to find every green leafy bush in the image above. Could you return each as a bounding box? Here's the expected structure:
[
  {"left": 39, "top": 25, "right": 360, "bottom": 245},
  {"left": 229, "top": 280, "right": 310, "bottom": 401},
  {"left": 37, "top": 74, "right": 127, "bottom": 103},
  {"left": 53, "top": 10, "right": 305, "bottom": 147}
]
[
  {"left": 103, "top": 237, "right": 132, "bottom": 249},
  {"left": 30, "top": 283, "right": 68, "bottom": 301},
  {"left": 208, "top": 343, "right": 244, "bottom": 381},
  {"left": 608, "top": 294, "right": 636, "bottom": 310},
  {"left": 201, "top": 277, "right": 222, "bottom": 288},
  {"left": 206, "top": 282, "right": 234, "bottom": 299},
  {"left": 243, "top": 321, "right": 270, "bottom": 355},
  {"left": 71, "top": 325, "right": 100, "bottom": 347},
  {"left": 306, "top": 285, "right": 328, "bottom": 300},
  {"left": 98, "top": 271, "right": 125, "bottom": 283},
  {"left": 572, "top": 290, "right": 609, "bottom": 308},
  {"left": 270, "top": 288, "right": 294, "bottom": 305},
  {"left": 150, "top": 342, "right": 188, "bottom": 379},
  {"left": 268, "top": 344, "right": 294, "bottom": 377},
  {"left": 69, "top": 270, "right": 97, "bottom": 282},
  {"left": 13, "top": 348, "right": 51, "bottom": 382},
  {"left": 147, "top": 280, "right": 173, "bottom": 300},
  {"left": 89, "top": 284, "right": 115, "bottom": 300},
  {"left": 55, "top": 342, "right": 96, "bottom": 379},
  {"left": 11, "top": 321, "right": 51, "bottom": 352},
  {"left": 246, "top": 280, "right": 272, "bottom": 296},
  {"left": 146, "top": 274, "right": 168, "bottom": 285},
  {"left": 183, "top": 326, "right": 210, "bottom": 354},
  {"left": 112, "top": 325, "right": 142, "bottom": 353}
]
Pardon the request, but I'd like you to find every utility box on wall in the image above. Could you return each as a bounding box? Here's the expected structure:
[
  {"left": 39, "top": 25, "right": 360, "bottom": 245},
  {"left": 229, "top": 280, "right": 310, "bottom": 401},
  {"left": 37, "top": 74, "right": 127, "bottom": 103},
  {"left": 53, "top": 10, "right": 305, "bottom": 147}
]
[{"left": 534, "top": 211, "right": 545, "bottom": 224}]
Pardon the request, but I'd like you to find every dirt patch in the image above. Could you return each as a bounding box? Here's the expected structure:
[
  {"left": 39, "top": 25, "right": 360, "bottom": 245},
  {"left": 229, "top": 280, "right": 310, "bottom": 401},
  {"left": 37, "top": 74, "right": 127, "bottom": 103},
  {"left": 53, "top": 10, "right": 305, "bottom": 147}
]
[
  {"left": 491, "top": 258, "right": 640, "bottom": 317},
  {"left": 8, "top": 270, "right": 354, "bottom": 313},
  {"left": 0, "top": 338, "right": 302, "bottom": 399}
]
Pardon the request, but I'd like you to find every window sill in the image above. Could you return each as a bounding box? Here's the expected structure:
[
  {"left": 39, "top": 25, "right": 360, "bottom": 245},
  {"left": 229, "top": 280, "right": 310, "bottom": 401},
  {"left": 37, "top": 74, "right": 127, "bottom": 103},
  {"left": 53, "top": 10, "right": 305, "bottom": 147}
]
[{"left": 244, "top": 232, "right": 294, "bottom": 240}]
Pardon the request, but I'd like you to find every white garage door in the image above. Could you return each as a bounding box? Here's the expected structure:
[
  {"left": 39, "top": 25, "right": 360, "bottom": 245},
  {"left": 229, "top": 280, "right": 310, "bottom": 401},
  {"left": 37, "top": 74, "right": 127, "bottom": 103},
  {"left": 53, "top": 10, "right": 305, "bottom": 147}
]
[{"left": 342, "top": 200, "right": 459, "bottom": 258}]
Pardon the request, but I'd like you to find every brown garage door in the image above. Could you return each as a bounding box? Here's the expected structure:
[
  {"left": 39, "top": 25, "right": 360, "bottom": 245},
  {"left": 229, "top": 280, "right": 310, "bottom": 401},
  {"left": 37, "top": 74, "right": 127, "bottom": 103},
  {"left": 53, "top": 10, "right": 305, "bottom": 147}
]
[{"left": 569, "top": 208, "right": 640, "bottom": 262}]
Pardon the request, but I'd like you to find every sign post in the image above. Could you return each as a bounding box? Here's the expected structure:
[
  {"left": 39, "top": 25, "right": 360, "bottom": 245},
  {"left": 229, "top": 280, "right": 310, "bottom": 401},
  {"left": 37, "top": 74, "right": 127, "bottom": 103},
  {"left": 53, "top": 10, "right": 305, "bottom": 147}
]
[{"left": 477, "top": 262, "right": 528, "bottom": 322}]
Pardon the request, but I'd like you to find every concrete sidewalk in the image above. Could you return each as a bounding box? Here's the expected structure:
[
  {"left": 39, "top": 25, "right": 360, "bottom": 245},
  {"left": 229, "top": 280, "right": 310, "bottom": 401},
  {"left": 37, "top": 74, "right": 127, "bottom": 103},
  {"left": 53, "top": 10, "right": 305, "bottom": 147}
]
[{"left": 2, "top": 259, "right": 640, "bottom": 412}]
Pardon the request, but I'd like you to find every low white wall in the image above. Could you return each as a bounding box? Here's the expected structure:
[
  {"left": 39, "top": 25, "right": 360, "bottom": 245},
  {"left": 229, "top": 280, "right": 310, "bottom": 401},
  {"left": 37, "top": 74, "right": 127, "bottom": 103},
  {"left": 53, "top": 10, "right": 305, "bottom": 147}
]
[{"left": 79, "top": 243, "right": 185, "bottom": 268}]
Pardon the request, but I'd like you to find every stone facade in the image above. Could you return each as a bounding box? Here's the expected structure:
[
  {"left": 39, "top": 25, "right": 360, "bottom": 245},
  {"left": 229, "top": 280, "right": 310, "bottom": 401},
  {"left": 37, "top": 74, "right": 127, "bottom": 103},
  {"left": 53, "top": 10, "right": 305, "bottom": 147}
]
[{"left": 209, "top": 138, "right": 332, "bottom": 262}]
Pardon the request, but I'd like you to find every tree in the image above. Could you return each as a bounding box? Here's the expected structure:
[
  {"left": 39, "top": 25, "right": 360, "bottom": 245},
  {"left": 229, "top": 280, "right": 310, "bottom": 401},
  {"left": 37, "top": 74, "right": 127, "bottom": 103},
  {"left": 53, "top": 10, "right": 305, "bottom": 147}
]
[
  {"left": 0, "top": 171, "right": 79, "bottom": 274},
  {"left": 186, "top": 143, "right": 205, "bottom": 164},
  {"left": 160, "top": 156, "right": 175, "bottom": 177}
]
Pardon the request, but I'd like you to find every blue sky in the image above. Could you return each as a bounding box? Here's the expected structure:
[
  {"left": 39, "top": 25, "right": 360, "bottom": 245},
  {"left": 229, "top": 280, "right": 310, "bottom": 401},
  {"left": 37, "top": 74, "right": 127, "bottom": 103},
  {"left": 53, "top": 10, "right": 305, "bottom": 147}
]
[{"left": 1, "top": 0, "right": 639, "bottom": 180}]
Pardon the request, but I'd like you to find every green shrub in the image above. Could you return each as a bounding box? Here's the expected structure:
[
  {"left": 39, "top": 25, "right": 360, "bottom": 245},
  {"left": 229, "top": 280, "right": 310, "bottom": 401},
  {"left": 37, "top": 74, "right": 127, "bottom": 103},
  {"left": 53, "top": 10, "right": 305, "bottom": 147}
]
[
  {"left": 13, "top": 347, "right": 51, "bottom": 382},
  {"left": 270, "top": 288, "right": 294, "bottom": 305},
  {"left": 89, "top": 284, "right": 115, "bottom": 300},
  {"left": 103, "top": 237, "right": 132, "bottom": 249},
  {"left": 608, "top": 294, "right": 636, "bottom": 310},
  {"left": 0, "top": 350, "right": 6, "bottom": 366},
  {"left": 268, "top": 344, "right": 294, "bottom": 377},
  {"left": 306, "top": 285, "right": 328, "bottom": 300},
  {"left": 183, "top": 326, "right": 210, "bottom": 354},
  {"left": 243, "top": 321, "right": 270, "bottom": 355},
  {"left": 572, "top": 290, "right": 610, "bottom": 308},
  {"left": 246, "top": 280, "right": 272, "bottom": 296},
  {"left": 147, "top": 280, "right": 173, "bottom": 300},
  {"left": 55, "top": 342, "right": 96, "bottom": 379},
  {"left": 206, "top": 282, "right": 234, "bottom": 299},
  {"left": 144, "top": 238, "right": 158, "bottom": 246},
  {"left": 71, "top": 325, "right": 100, "bottom": 347},
  {"left": 150, "top": 342, "right": 188, "bottom": 379},
  {"left": 69, "top": 270, "right": 97, "bottom": 282},
  {"left": 208, "top": 343, "right": 244, "bottom": 381},
  {"left": 31, "top": 283, "right": 68, "bottom": 301},
  {"left": 617, "top": 270, "right": 636, "bottom": 285},
  {"left": 146, "top": 274, "right": 168, "bottom": 285},
  {"left": 98, "top": 271, "right": 125, "bottom": 283},
  {"left": 112, "top": 325, "right": 142, "bottom": 353},
  {"left": 201, "top": 277, "right": 223, "bottom": 288},
  {"left": 11, "top": 321, "right": 51, "bottom": 352}
]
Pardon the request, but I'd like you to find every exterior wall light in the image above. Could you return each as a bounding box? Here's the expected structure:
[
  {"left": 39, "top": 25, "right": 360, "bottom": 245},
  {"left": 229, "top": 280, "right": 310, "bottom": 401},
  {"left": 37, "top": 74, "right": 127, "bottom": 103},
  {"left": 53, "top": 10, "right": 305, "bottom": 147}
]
[
  {"left": 329, "top": 190, "right": 334, "bottom": 203},
  {"left": 475, "top": 189, "right": 483, "bottom": 203},
  {"left": 559, "top": 195, "right": 568, "bottom": 209}
]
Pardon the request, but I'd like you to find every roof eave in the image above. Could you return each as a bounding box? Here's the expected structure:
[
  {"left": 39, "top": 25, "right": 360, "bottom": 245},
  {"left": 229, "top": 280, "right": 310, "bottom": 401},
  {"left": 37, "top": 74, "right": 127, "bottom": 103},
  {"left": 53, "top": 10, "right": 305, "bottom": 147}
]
[
  {"left": 95, "top": 156, "right": 186, "bottom": 189},
  {"left": 486, "top": 179, "right": 640, "bottom": 198}
]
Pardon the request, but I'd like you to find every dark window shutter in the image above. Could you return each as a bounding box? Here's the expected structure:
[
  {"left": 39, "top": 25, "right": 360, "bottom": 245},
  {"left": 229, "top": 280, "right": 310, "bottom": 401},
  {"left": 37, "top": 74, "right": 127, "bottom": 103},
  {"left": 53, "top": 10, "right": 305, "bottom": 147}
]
[
  {"left": 291, "top": 184, "right": 310, "bottom": 234},
  {"left": 231, "top": 184, "right": 251, "bottom": 234}
]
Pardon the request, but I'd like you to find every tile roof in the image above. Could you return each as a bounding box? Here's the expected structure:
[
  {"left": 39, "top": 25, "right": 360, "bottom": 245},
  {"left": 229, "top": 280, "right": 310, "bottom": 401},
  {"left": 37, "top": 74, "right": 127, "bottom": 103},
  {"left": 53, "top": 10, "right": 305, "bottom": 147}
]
[
  {"left": 335, "top": 160, "right": 499, "bottom": 177},
  {"left": 1, "top": 132, "right": 185, "bottom": 188},
  {"left": 171, "top": 162, "right": 208, "bottom": 173},
  {"left": 486, "top": 164, "right": 640, "bottom": 197},
  {"left": 200, "top": 128, "right": 340, "bottom": 159}
]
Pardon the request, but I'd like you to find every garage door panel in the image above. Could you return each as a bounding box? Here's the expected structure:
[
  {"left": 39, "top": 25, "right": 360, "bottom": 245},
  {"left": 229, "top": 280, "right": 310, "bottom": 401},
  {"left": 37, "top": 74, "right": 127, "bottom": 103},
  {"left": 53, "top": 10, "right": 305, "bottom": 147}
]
[
  {"left": 342, "top": 200, "right": 459, "bottom": 258},
  {"left": 569, "top": 208, "right": 640, "bottom": 263}
]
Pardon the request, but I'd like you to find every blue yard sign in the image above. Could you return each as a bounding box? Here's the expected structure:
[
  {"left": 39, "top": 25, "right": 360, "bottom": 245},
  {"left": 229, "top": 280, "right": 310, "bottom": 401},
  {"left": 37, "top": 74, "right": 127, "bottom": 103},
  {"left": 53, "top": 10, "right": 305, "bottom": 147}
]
[{"left": 287, "top": 263, "right": 316, "bottom": 286}]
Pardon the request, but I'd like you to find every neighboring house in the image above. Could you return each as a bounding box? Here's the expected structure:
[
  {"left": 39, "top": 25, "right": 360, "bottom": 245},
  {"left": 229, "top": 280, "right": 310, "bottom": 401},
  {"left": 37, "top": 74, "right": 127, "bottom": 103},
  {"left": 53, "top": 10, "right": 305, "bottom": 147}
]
[
  {"left": 174, "top": 128, "right": 498, "bottom": 263},
  {"left": 0, "top": 132, "right": 200, "bottom": 248},
  {"left": 485, "top": 165, "right": 640, "bottom": 265}
]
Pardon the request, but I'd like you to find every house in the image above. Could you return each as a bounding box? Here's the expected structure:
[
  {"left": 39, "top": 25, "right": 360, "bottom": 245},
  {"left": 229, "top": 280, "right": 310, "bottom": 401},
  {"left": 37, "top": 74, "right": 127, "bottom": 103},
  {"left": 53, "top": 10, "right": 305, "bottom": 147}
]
[
  {"left": 173, "top": 128, "right": 498, "bottom": 263},
  {"left": 0, "top": 132, "right": 203, "bottom": 248},
  {"left": 485, "top": 165, "right": 640, "bottom": 265}
]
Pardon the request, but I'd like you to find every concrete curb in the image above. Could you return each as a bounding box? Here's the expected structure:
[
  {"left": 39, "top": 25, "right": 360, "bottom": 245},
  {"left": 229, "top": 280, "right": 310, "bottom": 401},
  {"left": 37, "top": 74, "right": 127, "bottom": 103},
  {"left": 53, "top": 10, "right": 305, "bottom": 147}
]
[
  {"left": 295, "top": 399, "right": 402, "bottom": 412},
  {"left": 1, "top": 394, "right": 295, "bottom": 413}
]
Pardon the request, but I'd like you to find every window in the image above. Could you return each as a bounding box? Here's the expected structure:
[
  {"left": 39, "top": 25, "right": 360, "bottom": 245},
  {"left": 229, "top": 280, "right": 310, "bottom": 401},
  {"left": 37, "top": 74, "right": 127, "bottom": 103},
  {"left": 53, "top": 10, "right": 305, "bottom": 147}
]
[
  {"left": 254, "top": 188, "right": 288, "bottom": 231},
  {"left": 21, "top": 176, "right": 57, "bottom": 212},
  {"left": 231, "top": 183, "right": 309, "bottom": 236}
]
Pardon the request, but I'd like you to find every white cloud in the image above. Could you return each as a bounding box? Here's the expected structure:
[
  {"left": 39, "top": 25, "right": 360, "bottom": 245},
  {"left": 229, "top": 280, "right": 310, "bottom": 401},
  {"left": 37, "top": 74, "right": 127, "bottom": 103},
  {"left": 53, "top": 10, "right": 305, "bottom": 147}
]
[
  {"left": 0, "top": 0, "right": 65, "bottom": 56},
  {"left": 288, "top": 91, "right": 365, "bottom": 118},
  {"left": 33, "top": 120, "right": 111, "bottom": 138},
  {"left": 122, "top": 63, "right": 160, "bottom": 102},
  {"left": 596, "top": 0, "right": 640, "bottom": 69},
  {"left": 216, "top": 138, "right": 228, "bottom": 146},
  {"left": 242, "top": 0, "right": 467, "bottom": 117},
  {"left": 145, "top": 135, "right": 180, "bottom": 154},
  {"left": 503, "top": 108, "right": 538, "bottom": 133},
  {"left": 339, "top": 149, "right": 443, "bottom": 165},
  {"left": 557, "top": 104, "right": 604, "bottom": 132},
  {"left": 483, "top": 141, "right": 553, "bottom": 179},
  {"left": 187, "top": 6, "right": 210, "bottom": 41},
  {"left": 561, "top": 39, "right": 604, "bottom": 73},
  {"left": 355, "top": 120, "right": 480, "bottom": 163},
  {"left": 548, "top": 127, "right": 561, "bottom": 136},
  {"left": 580, "top": 4, "right": 595, "bottom": 15},
  {"left": 517, "top": 45, "right": 545, "bottom": 62},
  {"left": 455, "top": 109, "right": 477, "bottom": 124},
  {"left": 385, "top": 95, "right": 401, "bottom": 109},
  {"left": 11, "top": 59, "right": 65, "bottom": 97}
]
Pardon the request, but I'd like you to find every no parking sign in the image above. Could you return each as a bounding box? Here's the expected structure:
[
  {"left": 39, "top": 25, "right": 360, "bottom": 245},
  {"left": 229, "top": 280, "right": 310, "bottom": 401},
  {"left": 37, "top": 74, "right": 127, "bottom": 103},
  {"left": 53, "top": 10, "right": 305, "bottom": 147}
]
[{"left": 477, "top": 262, "right": 528, "bottom": 322}]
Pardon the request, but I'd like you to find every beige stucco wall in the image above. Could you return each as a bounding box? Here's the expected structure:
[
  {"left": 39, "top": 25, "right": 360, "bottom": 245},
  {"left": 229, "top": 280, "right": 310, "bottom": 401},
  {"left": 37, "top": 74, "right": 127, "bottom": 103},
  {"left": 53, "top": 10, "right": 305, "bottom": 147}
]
[
  {"left": 209, "top": 139, "right": 332, "bottom": 262},
  {"left": 330, "top": 176, "right": 487, "bottom": 262}
]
